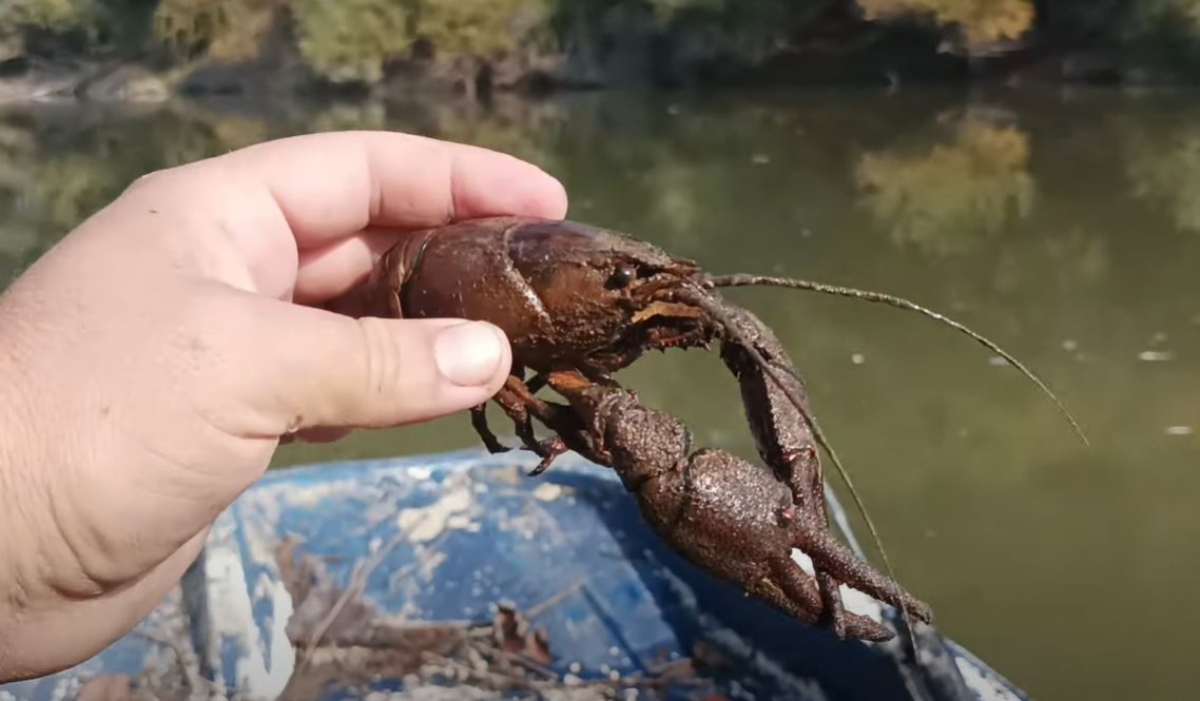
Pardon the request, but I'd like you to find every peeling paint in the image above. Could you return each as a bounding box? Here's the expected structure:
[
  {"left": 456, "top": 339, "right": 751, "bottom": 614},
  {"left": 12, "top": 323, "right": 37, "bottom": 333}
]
[
  {"left": 206, "top": 516, "right": 295, "bottom": 701},
  {"left": 956, "top": 657, "right": 1023, "bottom": 701},
  {"left": 395, "top": 482, "right": 475, "bottom": 542},
  {"left": 533, "top": 483, "right": 565, "bottom": 501},
  {"left": 418, "top": 550, "right": 448, "bottom": 580},
  {"left": 276, "top": 480, "right": 360, "bottom": 508},
  {"left": 406, "top": 466, "right": 433, "bottom": 481}
]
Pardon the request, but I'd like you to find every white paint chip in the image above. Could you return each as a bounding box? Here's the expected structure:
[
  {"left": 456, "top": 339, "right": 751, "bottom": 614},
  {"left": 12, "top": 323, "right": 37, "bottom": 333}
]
[
  {"left": 396, "top": 484, "right": 474, "bottom": 543},
  {"left": 533, "top": 483, "right": 564, "bottom": 502}
]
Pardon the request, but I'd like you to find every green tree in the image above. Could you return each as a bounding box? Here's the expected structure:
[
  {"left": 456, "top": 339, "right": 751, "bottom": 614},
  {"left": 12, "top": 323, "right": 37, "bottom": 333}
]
[
  {"left": 1137, "top": 0, "right": 1200, "bottom": 30},
  {"left": 856, "top": 0, "right": 1035, "bottom": 53},
  {"left": 291, "top": 0, "right": 411, "bottom": 83},
  {"left": 151, "top": 0, "right": 278, "bottom": 63},
  {"left": 1, "top": 0, "right": 102, "bottom": 57},
  {"left": 414, "top": 0, "right": 549, "bottom": 58}
]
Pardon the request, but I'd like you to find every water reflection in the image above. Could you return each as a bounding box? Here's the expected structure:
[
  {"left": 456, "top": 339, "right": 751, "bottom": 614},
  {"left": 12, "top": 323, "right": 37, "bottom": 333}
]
[
  {"left": 1124, "top": 111, "right": 1200, "bottom": 234},
  {"left": 854, "top": 109, "right": 1035, "bottom": 256},
  {"left": 0, "top": 90, "right": 1197, "bottom": 700}
]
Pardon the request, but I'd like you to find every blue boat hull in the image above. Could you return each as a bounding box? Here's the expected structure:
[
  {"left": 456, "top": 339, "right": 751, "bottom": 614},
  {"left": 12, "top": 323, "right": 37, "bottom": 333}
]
[{"left": 0, "top": 449, "right": 1029, "bottom": 701}]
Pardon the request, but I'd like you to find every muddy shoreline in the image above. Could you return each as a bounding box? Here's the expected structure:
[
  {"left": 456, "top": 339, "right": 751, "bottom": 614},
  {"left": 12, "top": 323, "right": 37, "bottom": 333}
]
[{"left": 0, "top": 42, "right": 1190, "bottom": 110}]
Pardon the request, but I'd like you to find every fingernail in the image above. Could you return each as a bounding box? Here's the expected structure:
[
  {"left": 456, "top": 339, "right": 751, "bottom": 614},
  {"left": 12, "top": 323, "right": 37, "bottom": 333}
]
[{"left": 434, "top": 322, "right": 504, "bottom": 386}]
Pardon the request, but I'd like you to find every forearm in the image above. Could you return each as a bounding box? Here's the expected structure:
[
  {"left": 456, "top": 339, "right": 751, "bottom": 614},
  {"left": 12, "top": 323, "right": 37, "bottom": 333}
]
[
  {"left": 0, "top": 290, "right": 106, "bottom": 681},
  {"left": 0, "top": 283, "right": 226, "bottom": 681},
  {"left": 0, "top": 305, "right": 51, "bottom": 681},
  {"left": 0, "top": 351, "right": 208, "bottom": 682}
]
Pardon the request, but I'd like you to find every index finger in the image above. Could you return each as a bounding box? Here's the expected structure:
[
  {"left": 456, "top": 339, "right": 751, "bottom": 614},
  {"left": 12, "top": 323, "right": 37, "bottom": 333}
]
[
  {"left": 120, "top": 131, "right": 567, "bottom": 298},
  {"left": 210, "top": 130, "right": 568, "bottom": 246}
]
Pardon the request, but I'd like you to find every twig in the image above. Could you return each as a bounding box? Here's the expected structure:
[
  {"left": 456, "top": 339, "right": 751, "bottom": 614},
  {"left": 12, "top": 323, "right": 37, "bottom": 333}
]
[
  {"left": 130, "top": 629, "right": 223, "bottom": 696},
  {"left": 525, "top": 578, "right": 585, "bottom": 619},
  {"left": 300, "top": 512, "right": 431, "bottom": 663},
  {"left": 418, "top": 650, "right": 540, "bottom": 692}
]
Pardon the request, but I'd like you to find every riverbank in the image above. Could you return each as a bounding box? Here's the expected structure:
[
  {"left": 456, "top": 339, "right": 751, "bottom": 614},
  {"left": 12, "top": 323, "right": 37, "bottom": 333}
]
[{"left": 0, "top": 36, "right": 1193, "bottom": 108}]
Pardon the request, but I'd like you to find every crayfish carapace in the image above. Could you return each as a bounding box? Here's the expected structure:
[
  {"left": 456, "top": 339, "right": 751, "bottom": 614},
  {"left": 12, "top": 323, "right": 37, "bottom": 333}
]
[{"left": 359, "top": 216, "right": 1087, "bottom": 643}]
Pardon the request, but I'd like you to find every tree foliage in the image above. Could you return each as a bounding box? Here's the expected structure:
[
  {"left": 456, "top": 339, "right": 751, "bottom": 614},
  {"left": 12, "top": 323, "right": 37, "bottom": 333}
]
[
  {"left": 1, "top": 0, "right": 102, "bottom": 57},
  {"left": 1137, "top": 0, "right": 1200, "bottom": 30},
  {"left": 151, "top": 0, "right": 277, "bottom": 63},
  {"left": 8, "top": 0, "right": 1200, "bottom": 86},
  {"left": 856, "top": 0, "right": 1035, "bottom": 51},
  {"left": 291, "top": 0, "right": 411, "bottom": 83},
  {"left": 414, "top": 0, "right": 549, "bottom": 59},
  {"left": 9, "top": 0, "right": 98, "bottom": 29}
]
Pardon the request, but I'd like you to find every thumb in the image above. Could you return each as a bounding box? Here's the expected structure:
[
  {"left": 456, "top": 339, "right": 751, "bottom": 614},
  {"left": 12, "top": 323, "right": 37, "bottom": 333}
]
[{"left": 219, "top": 295, "right": 513, "bottom": 435}]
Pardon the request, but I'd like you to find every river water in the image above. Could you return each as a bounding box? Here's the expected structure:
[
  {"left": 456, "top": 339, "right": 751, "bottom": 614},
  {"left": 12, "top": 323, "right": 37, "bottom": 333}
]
[{"left": 1, "top": 87, "right": 1196, "bottom": 700}]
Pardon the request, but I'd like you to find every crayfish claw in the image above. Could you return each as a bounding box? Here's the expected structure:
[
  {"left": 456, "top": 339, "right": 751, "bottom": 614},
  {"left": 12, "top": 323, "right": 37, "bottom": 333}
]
[
  {"left": 817, "top": 571, "right": 848, "bottom": 638},
  {"left": 792, "top": 519, "right": 934, "bottom": 625},
  {"left": 746, "top": 558, "right": 892, "bottom": 642}
]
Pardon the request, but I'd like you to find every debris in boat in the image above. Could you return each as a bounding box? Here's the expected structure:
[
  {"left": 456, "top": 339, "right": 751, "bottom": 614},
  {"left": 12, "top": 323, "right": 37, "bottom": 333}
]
[
  {"left": 273, "top": 539, "right": 721, "bottom": 701},
  {"left": 75, "top": 675, "right": 132, "bottom": 701}
]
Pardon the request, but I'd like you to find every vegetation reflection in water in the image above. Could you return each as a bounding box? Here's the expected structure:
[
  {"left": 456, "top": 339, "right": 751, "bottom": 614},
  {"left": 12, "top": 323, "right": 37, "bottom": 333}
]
[{"left": 0, "top": 90, "right": 1197, "bottom": 701}]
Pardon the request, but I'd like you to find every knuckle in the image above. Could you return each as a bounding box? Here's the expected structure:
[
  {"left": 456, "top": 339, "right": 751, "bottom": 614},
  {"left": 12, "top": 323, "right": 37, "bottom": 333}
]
[
  {"left": 122, "top": 164, "right": 183, "bottom": 196},
  {"left": 353, "top": 316, "right": 405, "bottom": 417}
]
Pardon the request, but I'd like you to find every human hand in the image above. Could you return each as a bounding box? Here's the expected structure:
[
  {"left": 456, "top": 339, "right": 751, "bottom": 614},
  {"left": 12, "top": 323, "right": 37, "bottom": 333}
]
[{"left": 0, "top": 131, "right": 567, "bottom": 681}]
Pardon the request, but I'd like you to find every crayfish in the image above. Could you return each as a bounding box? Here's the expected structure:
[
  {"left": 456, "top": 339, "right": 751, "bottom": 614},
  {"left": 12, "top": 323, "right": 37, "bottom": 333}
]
[{"left": 356, "top": 216, "right": 1086, "bottom": 643}]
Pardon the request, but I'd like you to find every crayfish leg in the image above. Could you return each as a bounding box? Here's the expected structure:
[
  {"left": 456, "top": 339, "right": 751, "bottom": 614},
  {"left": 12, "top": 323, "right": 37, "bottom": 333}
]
[
  {"left": 489, "top": 378, "right": 564, "bottom": 474},
  {"left": 525, "top": 373, "right": 549, "bottom": 394},
  {"left": 528, "top": 440, "right": 569, "bottom": 476},
  {"left": 542, "top": 369, "right": 620, "bottom": 460},
  {"left": 470, "top": 404, "right": 512, "bottom": 454}
]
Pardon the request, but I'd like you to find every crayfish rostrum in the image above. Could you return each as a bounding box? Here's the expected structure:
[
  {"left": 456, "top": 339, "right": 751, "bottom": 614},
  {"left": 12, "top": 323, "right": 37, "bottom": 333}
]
[{"left": 357, "top": 216, "right": 1086, "bottom": 643}]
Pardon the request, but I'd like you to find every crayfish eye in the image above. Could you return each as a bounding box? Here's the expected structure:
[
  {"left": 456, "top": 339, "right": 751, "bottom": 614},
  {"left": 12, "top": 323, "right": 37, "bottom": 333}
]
[{"left": 607, "top": 264, "right": 637, "bottom": 289}]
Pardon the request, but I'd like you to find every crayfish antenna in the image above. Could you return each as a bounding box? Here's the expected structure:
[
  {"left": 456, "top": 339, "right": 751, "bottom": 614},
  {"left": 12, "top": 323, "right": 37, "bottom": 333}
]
[
  {"left": 704, "top": 274, "right": 1090, "bottom": 448},
  {"left": 803, "top": 413, "right": 920, "bottom": 657},
  {"left": 676, "top": 289, "right": 919, "bottom": 655}
]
